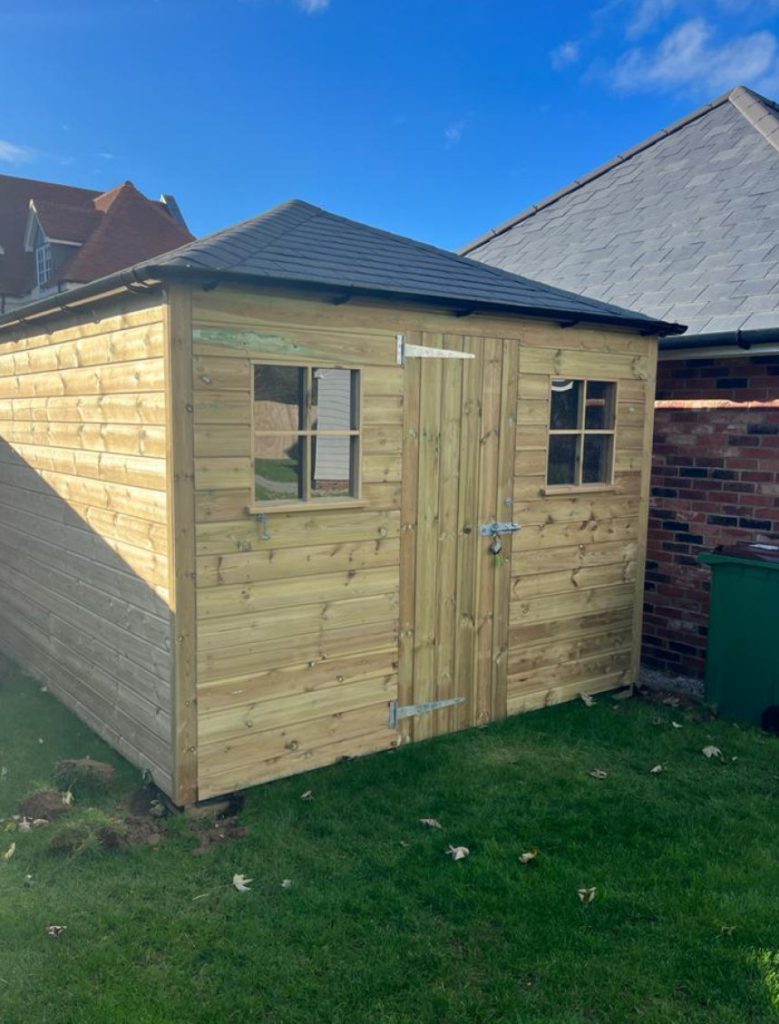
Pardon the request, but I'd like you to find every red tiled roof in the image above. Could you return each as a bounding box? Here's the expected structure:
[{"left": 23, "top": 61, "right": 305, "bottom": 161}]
[
  {"left": 58, "top": 182, "right": 193, "bottom": 285},
  {"left": 32, "top": 199, "right": 101, "bottom": 244},
  {"left": 0, "top": 173, "right": 193, "bottom": 298}
]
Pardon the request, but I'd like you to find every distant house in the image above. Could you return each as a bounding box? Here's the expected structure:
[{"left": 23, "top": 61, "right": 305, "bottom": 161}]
[
  {"left": 0, "top": 174, "right": 193, "bottom": 314},
  {"left": 463, "top": 85, "right": 779, "bottom": 685}
]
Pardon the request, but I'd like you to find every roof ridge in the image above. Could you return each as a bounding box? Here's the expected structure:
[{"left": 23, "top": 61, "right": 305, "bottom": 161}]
[
  {"left": 460, "top": 87, "right": 742, "bottom": 255},
  {"left": 161, "top": 199, "right": 322, "bottom": 270},
  {"left": 728, "top": 85, "right": 779, "bottom": 154}
]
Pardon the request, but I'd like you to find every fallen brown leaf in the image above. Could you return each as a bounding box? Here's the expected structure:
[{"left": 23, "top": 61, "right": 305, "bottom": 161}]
[
  {"left": 419, "top": 818, "right": 443, "bottom": 830},
  {"left": 518, "top": 850, "right": 538, "bottom": 864},
  {"left": 577, "top": 886, "right": 597, "bottom": 905},
  {"left": 589, "top": 769, "right": 609, "bottom": 779}
]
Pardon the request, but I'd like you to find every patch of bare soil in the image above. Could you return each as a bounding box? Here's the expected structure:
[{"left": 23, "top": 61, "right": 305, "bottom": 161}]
[
  {"left": 191, "top": 816, "right": 248, "bottom": 855},
  {"left": 19, "top": 790, "right": 71, "bottom": 821}
]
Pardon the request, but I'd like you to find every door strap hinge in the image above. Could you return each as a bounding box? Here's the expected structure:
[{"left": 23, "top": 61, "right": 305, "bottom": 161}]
[
  {"left": 479, "top": 521, "right": 521, "bottom": 537},
  {"left": 388, "top": 696, "right": 464, "bottom": 729},
  {"left": 396, "top": 333, "right": 475, "bottom": 366}
]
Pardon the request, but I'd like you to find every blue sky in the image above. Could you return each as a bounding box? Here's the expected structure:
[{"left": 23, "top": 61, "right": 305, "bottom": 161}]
[{"left": 2, "top": 0, "right": 779, "bottom": 249}]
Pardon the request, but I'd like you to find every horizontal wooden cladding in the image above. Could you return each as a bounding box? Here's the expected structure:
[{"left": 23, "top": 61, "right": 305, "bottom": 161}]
[
  {"left": 514, "top": 516, "right": 639, "bottom": 553},
  {"left": 194, "top": 457, "right": 251, "bottom": 492},
  {"left": 194, "top": 425, "right": 251, "bottom": 458},
  {"left": 0, "top": 358, "right": 165, "bottom": 399},
  {"left": 193, "top": 324, "right": 399, "bottom": 368},
  {"left": 196, "top": 508, "right": 400, "bottom": 555},
  {"left": 509, "top": 605, "right": 633, "bottom": 649},
  {"left": 506, "top": 672, "right": 629, "bottom": 718},
  {"left": 0, "top": 569, "right": 171, "bottom": 741},
  {"left": 2, "top": 442, "right": 166, "bottom": 491},
  {"left": 511, "top": 560, "right": 636, "bottom": 601},
  {"left": 197, "top": 537, "right": 400, "bottom": 587},
  {"left": 198, "top": 619, "right": 398, "bottom": 684},
  {"left": 515, "top": 539, "right": 638, "bottom": 576},
  {"left": 0, "top": 607, "right": 173, "bottom": 794},
  {"left": 508, "top": 648, "right": 632, "bottom": 698},
  {"left": 194, "top": 391, "right": 251, "bottom": 425},
  {"left": 0, "top": 321, "right": 164, "bottom": 378},
  {"left": 0, "top": 461, "right": 168, "bottom": 529},
  {"left": 197, "top": 565, "right": 399, "bottom": 622},
  {"left": 1, "top": 421, "right": 166, "bottom": 458},
  {"left": 200, "top": 671, "right": 395, "bottom": 743},
  {"left": 198, "top": 648, "right": 397, "bottom": 715},
  {"left": 0, "top": 301, "right": 164, "bottom": 354},
  {"left": 508, "top": 627, "right": 633, "bottom": 678},
  {"left": 514, "top": 492, "right": 641, "bottom": 527},
  {"left": 197, "top": 706, "right": 395, "bottom": 800},
  {"left": 191, "top": 285, "right": 657, "bottom": 350},
  {"left": 519, "top": 348, "right": 650, "bottom": 380},
  {"left": 510, "top": 582, "right": 635, "bottom": 626},
  {"left": 0, "top": 393, "right": 167, "bottom": 425}
]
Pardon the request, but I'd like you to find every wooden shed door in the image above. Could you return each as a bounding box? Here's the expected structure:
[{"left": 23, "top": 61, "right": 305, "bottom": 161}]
[{"left": 398, "top": 334, "right": 518, "bottom": 742}]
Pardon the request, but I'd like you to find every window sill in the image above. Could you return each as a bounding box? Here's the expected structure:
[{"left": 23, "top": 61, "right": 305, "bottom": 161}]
[
  {"left": 246, "top": 499, "right": 369, "bottom": 516},
  {"left": 540, "top": 484, "right": 616, "bottom": 497}
]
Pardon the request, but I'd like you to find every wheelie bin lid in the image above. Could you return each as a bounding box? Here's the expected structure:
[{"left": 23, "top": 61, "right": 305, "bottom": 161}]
[{"left": 699, "top": 542, "right": 779, "bottom": 568}]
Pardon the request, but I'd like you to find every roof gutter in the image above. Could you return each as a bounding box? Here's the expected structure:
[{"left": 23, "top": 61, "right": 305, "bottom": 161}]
[
  {"left": 0, "top": 265, "right": 163, "bottom": 333},
  {"left": 659, "top": 327, "right": 779, "bottom": 359}
]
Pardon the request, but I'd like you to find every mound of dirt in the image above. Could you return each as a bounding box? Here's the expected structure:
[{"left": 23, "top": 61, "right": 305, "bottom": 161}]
[
  {"left": 20, "top": 790, "right": 71, "bottom": 822},
  {"left": 55, "top": 757, "right": 116, "bottom": 791}
]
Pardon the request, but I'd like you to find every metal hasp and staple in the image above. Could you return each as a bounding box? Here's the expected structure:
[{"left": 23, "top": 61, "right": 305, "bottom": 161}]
[
  {"left": 388, "top": 697, "right": 465, "bottom": 729},
  {"left": 396, "top": 333, "right": 476, "bottom": 366},
  {"left": 479, "top": 522, "right": 521, "bottom": 537}
]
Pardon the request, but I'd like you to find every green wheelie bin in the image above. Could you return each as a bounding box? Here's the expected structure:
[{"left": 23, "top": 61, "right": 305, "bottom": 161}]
[{"left": 698, "top": 543, "right": 779, "bottom": 726}]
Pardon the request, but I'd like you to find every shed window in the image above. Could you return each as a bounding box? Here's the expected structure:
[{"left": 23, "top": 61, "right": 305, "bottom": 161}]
[
  {"left": 547, "top": 378, "right": 616, "bottom": 487},
  {"left": 253, "top": 363, "right": 360, "bottom": 505}
]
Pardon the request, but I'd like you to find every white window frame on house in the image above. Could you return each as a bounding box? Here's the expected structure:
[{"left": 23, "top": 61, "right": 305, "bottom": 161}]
[
  {"left": 35, "top": 242, "right": 53, "bottom": 288},
  {"left": 545, "top": 376, "right": 618, "bottom": 491},
  {"left": 250, "top": 361, "right": 363, "bottom": 512}
]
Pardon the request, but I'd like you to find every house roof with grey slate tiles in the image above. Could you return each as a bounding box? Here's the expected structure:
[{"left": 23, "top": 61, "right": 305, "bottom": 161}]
[
  {"left": 462, "top": 86, "right": 779, "bottom": 342},
  {"left": 0, "top": 199, "right": 683, "bottom": 336}
]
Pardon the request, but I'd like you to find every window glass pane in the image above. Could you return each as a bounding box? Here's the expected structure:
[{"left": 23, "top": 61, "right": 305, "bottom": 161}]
[
  {"left": 548, "top": 434, "right": 579, "bottom": 485},
  {"left": 583, "top": 435, "right": 613, "bottom": 484},
  {"left": 254, "top": 435, "right": 304, "bottom": 503},
  {"left": 311, "top": 435, "right": 355, "bottom": 499},
  {"left": 253, "top": 364, "right": 304, "bottom": 432},
  {"left": 585, "top": 381, "right": 616, "bottom": 430},
  {"left": 311, "top": 368, "right": 356, "bottom": 431},
  {"left": 550, "top": 379, "right": 582, "bottom": 430}
]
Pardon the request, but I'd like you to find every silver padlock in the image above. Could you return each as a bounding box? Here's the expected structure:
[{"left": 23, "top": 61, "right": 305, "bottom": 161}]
[{"left": 489, "top": 537, "right": 502, "bottom": 556}]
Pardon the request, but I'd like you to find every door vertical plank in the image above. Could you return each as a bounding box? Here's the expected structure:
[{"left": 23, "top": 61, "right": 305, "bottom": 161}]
[
  {"left": 411, "top": 336, "right": 443, "bottom": 741},
  {"left": 490, "top": 338, "right": 519, "bottom": 721},
  {"left": 397, "top": 333, "right": 422, "bottom": 744},
  {"left": 432, "top": 337, "right": 464, "bottom": 735},
  {"left": 453, "top": 338, "right": 483, "bottom": 729},
  {"left": 475, "top": 338, "right": 502, "bottom": 725}
]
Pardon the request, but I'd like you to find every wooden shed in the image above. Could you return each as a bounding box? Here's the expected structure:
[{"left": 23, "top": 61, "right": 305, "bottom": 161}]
[{"left": 0, "top": 200, "right": 683, "bottom": 805}]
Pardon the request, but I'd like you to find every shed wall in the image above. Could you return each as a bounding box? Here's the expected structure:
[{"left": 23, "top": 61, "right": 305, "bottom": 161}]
[
  {"left": 0, "top": 294, "right": 175, "bottom": 793},
  {"left": 189, "top": 286, "right": 656, "bottom": 798}
]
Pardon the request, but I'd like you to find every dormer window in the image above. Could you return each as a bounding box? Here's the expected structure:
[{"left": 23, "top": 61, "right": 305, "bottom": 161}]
[{"left": 35, "top": 242, "right": 52, "bottom": 287}]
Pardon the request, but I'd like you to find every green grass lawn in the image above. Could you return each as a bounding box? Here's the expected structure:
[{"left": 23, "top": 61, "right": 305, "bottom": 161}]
[{"left": 1, "top": 662, "right": 779, "bottom": 1024}]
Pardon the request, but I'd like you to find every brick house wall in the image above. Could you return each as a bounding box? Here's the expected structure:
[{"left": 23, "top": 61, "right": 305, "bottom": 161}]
[{"left": 643, "top": 354, "right": 779, "bottom": 679}]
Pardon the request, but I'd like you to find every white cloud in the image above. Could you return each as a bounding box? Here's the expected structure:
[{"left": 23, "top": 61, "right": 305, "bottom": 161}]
[
  {"left": 444, "top": 121, "right": 465, "bottom": 147},
  {"left": 0, "top": 139, "right": 34, "bottom": 165},
  {"left": 297, "top": 0, "right": 329, "bottom": 11},
  {"left": 612, "top": 17, "right": 779, "bottom": 92},
  {"left": 627, "top": 0, "right": 681, "bottom": 39},
  {"left": 550, "top": 40, "right": 581, "bottom": 69}
]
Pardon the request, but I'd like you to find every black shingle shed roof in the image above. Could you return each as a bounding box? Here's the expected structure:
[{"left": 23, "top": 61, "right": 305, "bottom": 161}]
[{"left": 0, "top": 200, "right": 686, "bottom": 335}]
